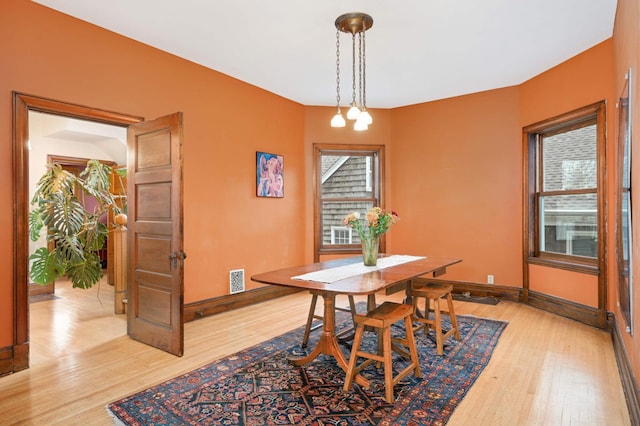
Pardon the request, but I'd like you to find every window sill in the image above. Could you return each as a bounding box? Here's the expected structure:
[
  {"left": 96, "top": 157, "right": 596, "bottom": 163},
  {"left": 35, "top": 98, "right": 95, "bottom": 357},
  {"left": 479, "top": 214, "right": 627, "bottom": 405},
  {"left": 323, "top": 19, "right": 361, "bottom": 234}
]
[
  {"left": 527, "top": 256, "right": 599, "bottom": 275},
  {"left": 319, "top": 247, "right": 360, "bottom": 255}
]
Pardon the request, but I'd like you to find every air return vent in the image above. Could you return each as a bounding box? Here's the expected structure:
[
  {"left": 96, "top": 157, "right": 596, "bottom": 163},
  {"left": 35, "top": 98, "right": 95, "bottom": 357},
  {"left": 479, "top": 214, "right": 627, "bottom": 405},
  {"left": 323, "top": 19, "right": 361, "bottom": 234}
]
[{"left": 229, "top": 269, "right": 245, "bottom": 294}]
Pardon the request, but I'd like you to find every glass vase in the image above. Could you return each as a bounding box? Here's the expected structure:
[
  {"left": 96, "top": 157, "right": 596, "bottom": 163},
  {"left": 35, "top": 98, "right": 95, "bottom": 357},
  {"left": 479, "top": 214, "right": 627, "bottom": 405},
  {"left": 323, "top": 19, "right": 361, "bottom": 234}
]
[{"left": 361, "top": 236, "right": 380, "bottom": 266}]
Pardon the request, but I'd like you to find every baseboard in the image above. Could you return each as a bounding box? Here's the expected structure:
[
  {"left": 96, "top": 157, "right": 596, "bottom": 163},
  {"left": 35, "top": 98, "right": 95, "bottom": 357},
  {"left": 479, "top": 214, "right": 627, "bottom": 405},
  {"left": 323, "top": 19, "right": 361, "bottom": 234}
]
[
  {"left": 526, "top": 290, "right": 607, "bottom": 329},
  {"left": 406, "top": 278, "right": 611, "bottom": 329},
  {"left": 612, "top": 315, "right": 640, "bottom": 424},
  {"left": 408, "top": 277, "right": 521, "bottom": 302},
  {"left": 184, "top": 285, "right": 299, "bottom": 322},
  {"left": 13, "top": 342, "right": 29, "bottom": 372},
  {"left": 0, "top": 342, "right": 28, "bottom": 377},
  {"left": 29, "top": 282, "right": 54, "bottom": 297},
  {"left": 0, "top": 346, "right": 13, "bottom": 377}
]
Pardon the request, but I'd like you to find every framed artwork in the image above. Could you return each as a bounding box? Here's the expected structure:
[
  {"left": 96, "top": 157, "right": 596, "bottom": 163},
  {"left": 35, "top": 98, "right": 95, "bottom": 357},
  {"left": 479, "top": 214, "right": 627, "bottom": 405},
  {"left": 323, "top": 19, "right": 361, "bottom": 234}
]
[
  {"left": 256, "top": 151, "right": 284, "bottom": 198},
  {"left": 617, "top": 68, "right": 633, "bottom": 334}
]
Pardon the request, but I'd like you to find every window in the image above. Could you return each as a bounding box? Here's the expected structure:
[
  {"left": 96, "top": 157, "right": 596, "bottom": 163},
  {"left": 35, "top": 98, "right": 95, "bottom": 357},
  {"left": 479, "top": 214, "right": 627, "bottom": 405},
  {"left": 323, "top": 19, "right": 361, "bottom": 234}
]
[
  {"left": 524, "top": 102, "right": 606, "bottom": 272},
  {"left": 539, "top": 124, "right": 597, "bottom": 258},
  {"left": 330, "top": 226, "right": 352, "bottom": 244},
  {"left": 314, "top": 144, "right": 385, "bottom": 259}
]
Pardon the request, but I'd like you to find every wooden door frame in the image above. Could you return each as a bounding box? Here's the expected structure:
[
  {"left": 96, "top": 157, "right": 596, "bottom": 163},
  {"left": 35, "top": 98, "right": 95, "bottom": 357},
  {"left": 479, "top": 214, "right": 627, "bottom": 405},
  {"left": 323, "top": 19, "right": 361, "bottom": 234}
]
[{"left": 12, "top": 92, "right": 142, "bottom": 372}]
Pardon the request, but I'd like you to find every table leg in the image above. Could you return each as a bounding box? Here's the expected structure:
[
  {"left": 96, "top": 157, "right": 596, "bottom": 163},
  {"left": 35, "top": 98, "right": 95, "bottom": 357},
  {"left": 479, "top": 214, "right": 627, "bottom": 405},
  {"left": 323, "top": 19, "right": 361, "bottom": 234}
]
[
  {"left": 289, "top": 291, "right": 370, "bottom": 388},
  {"left": 367, "top": 293, "right": 377, "bottom": 311}
]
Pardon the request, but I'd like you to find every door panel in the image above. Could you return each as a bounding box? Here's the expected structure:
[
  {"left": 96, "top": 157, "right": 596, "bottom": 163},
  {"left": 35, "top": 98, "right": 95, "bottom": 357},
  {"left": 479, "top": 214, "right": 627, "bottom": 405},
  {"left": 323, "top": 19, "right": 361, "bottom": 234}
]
[{"left": 127, "top": 112, "right": 184, "bottom": 356}]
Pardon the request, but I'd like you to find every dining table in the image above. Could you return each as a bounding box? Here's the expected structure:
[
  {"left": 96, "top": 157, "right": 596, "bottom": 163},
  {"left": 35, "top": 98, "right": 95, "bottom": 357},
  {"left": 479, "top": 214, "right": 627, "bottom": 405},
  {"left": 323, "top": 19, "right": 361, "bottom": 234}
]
[{"left": 251, "top": 254, "right": 462, "bottom": 387}]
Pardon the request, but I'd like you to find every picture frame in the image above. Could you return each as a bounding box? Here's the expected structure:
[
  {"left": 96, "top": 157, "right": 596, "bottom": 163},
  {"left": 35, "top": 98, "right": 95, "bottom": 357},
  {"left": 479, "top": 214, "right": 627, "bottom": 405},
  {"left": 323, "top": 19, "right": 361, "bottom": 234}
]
[
  {"left": 256, "top": 151, "right": 284, "bottom": 198},
  {"left": 617, "top": 68, "right": 633, "bottom": 334}
]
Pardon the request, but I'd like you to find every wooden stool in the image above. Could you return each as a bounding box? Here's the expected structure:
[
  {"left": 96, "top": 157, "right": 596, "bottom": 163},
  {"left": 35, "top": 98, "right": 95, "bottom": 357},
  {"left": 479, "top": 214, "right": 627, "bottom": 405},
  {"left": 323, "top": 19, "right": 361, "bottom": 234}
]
[
  {"left": 343, "top": 302, "right": 421, "bottom": 403},
  {"left": 302, "top": 293, "right": 357, "bottom": 347},
  {"left": 407, "top": 282, "right": 460, "bottom": 355}
]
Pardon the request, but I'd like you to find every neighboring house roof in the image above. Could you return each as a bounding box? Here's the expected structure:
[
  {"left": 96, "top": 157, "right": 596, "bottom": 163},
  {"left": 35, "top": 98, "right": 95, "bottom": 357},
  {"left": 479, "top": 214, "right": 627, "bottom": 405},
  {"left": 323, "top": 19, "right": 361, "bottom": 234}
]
[
  {"left": 321, "top": 156, "right": 349, "bottom": 183},
  {"left": 543, "top": 124, "right": 597, "bottom": 226}
]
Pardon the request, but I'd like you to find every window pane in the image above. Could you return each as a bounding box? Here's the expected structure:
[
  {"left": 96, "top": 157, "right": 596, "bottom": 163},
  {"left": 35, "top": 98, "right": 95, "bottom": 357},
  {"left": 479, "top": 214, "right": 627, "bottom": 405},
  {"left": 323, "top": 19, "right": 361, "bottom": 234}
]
[
  {"left": 542, "top": 124, "right": 596, "bottom": 191},
  {"left": 321, "top": 155, "right": 373, "bottom": 198},
  {"left": 539, "top": 194, "right": 597, "bottom": 257},
  {"left": 322, "top": 201, "right": 372, "bottom": 244},
  {"left": 621, "top": 190, "right": 631, "bottom": 262}
]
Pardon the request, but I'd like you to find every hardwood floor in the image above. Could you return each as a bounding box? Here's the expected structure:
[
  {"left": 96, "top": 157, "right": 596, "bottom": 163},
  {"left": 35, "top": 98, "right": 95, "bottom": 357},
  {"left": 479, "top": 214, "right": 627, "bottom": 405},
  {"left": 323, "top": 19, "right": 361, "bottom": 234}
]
[{"left": 0, "top": 278, "right": 631, "bottom": 425}]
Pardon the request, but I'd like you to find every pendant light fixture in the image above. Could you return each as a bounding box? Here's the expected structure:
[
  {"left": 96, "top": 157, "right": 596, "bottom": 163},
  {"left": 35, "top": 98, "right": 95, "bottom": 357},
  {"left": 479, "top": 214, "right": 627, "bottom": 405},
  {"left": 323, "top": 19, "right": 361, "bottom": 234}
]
[
  {"left": 330, "top": 25, "right": 346, "bottom": 127},
  {"left": 330, "top": 12, "right": 373, "bottom": 130}
]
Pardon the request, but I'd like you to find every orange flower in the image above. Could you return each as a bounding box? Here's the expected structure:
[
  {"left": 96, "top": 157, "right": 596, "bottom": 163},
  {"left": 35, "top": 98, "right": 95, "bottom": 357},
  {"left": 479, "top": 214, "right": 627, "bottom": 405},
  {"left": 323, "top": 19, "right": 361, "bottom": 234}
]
[{"left": 343, "top": 207, "right": 399, "bottom": 240}]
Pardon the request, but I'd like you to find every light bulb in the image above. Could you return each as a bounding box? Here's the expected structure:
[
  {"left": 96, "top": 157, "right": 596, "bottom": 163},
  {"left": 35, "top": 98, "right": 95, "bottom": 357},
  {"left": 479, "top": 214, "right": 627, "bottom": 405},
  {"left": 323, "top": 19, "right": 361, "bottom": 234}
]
[
  {"left": 347, "top": 102, "right": 361, "bottom": 120},
  {"left": 354, "top": 117, "right": 368, "bottom": 131},
  {"left": 359, "top": 109, "right": 372, "bottom": 125},
  {"left": 331, "top": 112, "right": 346, "bottom": 127}
]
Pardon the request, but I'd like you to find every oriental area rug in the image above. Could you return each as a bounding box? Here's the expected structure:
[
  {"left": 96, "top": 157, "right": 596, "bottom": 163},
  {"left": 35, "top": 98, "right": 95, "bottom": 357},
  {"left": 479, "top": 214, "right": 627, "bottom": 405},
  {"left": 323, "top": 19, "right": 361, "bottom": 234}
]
[{"left": 107, "top": 306, "right": 507, "bottom": 425}]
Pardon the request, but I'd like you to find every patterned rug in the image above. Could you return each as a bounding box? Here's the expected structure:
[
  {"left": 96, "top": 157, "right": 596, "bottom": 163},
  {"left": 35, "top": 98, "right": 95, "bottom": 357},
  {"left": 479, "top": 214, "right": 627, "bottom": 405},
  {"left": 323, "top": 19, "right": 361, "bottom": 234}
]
[{"left": 107, "top": 305, "right": 507, "bottom": 425}]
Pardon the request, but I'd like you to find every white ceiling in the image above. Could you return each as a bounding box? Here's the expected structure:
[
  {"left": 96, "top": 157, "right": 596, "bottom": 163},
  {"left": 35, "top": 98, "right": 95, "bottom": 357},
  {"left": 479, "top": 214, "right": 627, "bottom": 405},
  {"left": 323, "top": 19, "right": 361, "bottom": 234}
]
[
  {"left": 33, "top": 0, "right": 617, "bottom": 108},
  {"left": 30, "top": 111, "right": 127, "bottom": 165}
]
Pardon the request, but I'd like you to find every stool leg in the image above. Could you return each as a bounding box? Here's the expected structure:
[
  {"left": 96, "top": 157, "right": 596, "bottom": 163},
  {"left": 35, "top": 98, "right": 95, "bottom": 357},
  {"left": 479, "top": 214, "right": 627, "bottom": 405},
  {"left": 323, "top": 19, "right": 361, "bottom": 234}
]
[
  {"left": 343, "top": 324, "right": 366, "bottom": 393},
  {"left": 403, "top": 315, "right": 421, "bottom": 378},
  {"left": 434, "top": 297, "right": 444, "bottom": 355},
  {"left": 376, "top": 328, "right": 384, "bottom": 369},
  {"left": 302, "top": 294, "right": 319, "bottom": 348},
  {"left": 382, "top": 325, "right": 394, "bottom": 403},
  {"left": 411, "top": 297, "right": 420, "bottom": 325},
  {"left": 424, "top": 297, "right": 432, "bottom": 335},
  {"left": 446, "top": 292, "right": 460, "bottom": 340}
]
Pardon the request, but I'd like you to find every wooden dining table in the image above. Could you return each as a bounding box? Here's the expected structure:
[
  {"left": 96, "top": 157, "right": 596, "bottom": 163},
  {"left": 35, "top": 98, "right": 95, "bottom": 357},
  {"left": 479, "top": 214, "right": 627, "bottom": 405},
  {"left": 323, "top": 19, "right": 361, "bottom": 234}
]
[{"left": 251, "top": 254, "right": 462, "bottom": 387}]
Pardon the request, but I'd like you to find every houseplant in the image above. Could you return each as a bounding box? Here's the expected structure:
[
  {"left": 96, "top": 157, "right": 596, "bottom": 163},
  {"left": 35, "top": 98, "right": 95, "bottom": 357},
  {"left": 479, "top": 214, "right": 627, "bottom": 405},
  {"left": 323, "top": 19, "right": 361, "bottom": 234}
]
[
  {"left": 29, "top": 159, "right": 125, "bottom": 289},
  {"left": 343, "top": 207, "right": 399, "bottom": 266}
]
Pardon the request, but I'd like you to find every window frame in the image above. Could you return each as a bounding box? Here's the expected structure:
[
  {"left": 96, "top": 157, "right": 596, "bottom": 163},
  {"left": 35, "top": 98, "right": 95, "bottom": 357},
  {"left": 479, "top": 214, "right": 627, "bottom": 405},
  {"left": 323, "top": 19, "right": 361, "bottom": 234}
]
[
  {"left": 313, "top": 143, "right": 385, "bottom": 261},
  {"left": 523, "top": 101, "right": 607, "bottom": 275}
]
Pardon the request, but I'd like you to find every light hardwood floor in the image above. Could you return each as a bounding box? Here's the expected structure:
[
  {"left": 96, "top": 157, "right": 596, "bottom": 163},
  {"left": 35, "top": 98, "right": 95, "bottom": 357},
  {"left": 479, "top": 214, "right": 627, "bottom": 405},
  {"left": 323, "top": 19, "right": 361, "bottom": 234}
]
[{"left": 0, "top": 278, "right": 631, "bottom": 425}]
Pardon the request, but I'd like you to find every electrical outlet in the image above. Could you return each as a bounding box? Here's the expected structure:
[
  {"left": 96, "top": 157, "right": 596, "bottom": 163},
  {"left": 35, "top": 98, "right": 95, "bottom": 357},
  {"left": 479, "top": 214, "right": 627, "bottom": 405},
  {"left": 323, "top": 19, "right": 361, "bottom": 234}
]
[{"left": 487, "top": 274, "right": 494, "bottom": 284}]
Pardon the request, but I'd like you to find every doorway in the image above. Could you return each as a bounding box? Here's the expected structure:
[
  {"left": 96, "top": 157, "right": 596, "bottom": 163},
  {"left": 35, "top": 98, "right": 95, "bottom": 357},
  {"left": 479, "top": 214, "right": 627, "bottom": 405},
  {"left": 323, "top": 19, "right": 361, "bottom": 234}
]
[
  {"left": 28, "top": 112, "right": 126, "bottom": 297},
  {"left": 26, "top": 113, "right": 128, "bottom": 363},
  {"left": 12, "top": 93, "right": 143, "bottom": 371}
]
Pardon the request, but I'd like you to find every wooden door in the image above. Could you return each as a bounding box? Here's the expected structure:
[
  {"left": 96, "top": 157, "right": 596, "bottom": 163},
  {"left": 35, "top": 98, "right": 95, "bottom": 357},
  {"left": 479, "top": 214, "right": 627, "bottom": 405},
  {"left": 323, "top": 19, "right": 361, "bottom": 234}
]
[{"left": 127, "top": 112, "right": 185, "bottom": 356}]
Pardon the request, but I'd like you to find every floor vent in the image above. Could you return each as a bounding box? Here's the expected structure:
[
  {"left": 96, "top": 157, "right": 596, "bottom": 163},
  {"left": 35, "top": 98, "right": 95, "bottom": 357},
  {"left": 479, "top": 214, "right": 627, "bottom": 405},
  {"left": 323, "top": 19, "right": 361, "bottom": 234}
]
[{"left": 229, "top": 269, "right": 245, "bottom": 294}]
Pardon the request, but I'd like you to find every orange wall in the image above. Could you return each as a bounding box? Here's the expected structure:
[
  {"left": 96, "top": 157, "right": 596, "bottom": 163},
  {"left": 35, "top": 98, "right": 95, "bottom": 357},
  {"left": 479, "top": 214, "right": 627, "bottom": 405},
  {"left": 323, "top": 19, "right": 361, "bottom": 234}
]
[
  {"left": 612, "top": 0, "right": 640, "bottom": 388},
  {"left": 0, "top": 0, "right": 306, "bottom": 347},
  {"left": 519, "top": 41, "right": 614, "bottom": 125},
  {"left": 519, "top": 40, "right": 614, "bottom": 308},
  {"left": 529, "top": 265, "right": 599, "bottom": 307},
  {"left": 389, "top": 87, "right": 523, "bottom": 285}
]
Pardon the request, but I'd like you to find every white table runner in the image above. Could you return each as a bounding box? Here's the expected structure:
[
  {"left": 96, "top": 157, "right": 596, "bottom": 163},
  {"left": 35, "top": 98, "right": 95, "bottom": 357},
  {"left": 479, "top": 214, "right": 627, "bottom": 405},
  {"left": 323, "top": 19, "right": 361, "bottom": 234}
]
[{"left": 291, "top": 255, "right": 426, "bottom": 284}]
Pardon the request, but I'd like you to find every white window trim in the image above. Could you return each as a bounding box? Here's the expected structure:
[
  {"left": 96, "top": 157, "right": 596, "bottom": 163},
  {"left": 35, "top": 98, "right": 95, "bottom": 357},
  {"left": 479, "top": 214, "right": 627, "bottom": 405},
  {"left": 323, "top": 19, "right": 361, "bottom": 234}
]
[
  {"left": 330, "top": 226, "right": 352, "bottom": 244},
  {"left": 365, "top": 156, "right": 372, "bottom": 192}
]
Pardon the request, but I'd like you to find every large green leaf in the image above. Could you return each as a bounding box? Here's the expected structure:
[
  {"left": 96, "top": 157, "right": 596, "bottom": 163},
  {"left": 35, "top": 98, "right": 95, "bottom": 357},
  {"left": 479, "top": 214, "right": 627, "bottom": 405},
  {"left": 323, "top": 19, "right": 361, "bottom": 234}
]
[
  {"left": 42, "top": 193, "right": 85, "bottom": 236},
  {"left": 52, "top": 234, "right": 84, "bottom": 263},
  {"left": 66, "top": 252, "right": 103, "bottom": 289},
  {"left": 29, "top": 207, "right": 45, "bottom": 241},
  {"left": 29, "top": 247, "right": 65, "bottom": 285},
  {"left": 79, "top": 160, "right": 113, "bottom": 204},
  {"left": 80, "top": 219, "right": 108, "bottom": 252},
  {"left": 31, "top": 163, "right": 76, "bottom": 203}
]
